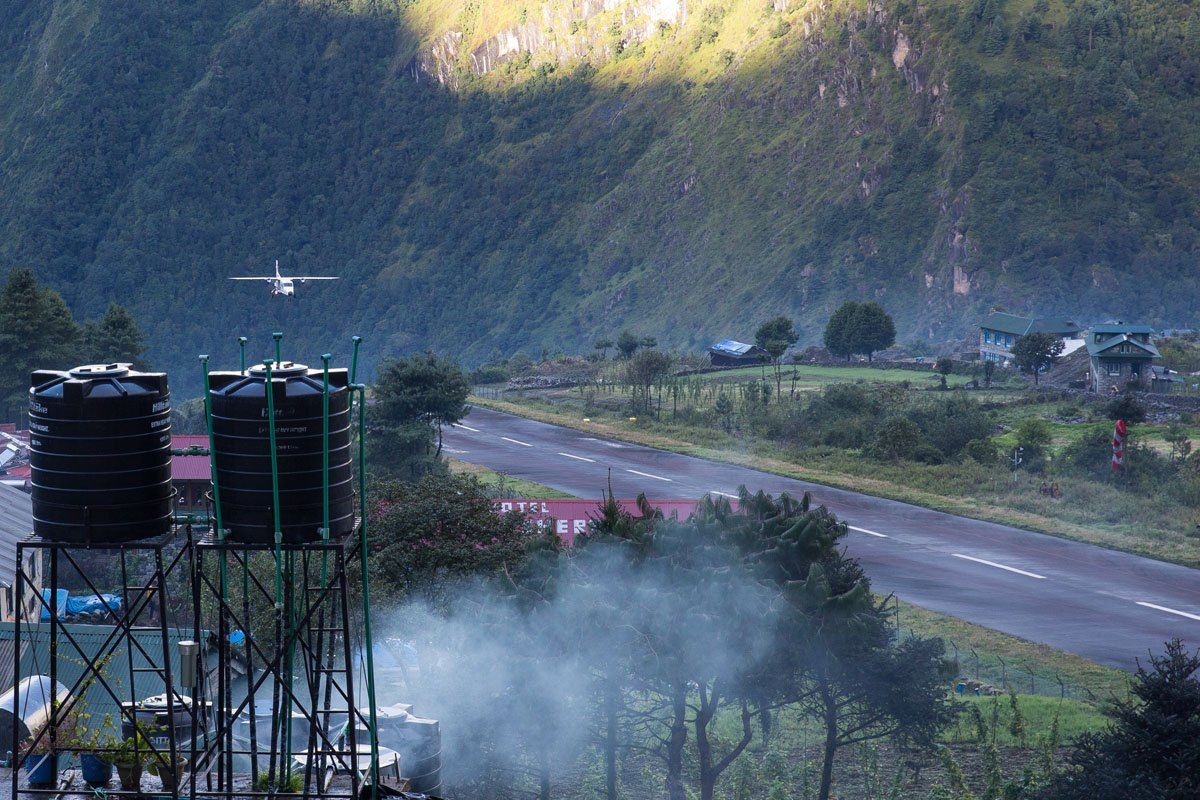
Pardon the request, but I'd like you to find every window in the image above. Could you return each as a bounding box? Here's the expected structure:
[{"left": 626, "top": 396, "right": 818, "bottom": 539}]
[
  {"left": 1005, "top": 335, "right": 1013, "bottom": 347},
  {"left": 1107, "top": 362, "right": 1123, "bottom": 376}
]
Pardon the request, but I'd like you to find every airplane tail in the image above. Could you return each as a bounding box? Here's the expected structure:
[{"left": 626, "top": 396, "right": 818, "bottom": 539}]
[{"left": 274, "top": 260, "right": 282, "bottom": 279}]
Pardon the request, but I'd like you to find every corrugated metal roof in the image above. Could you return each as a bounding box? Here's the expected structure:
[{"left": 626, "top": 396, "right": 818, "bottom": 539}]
[
  {"left": 1092, "top": 323, "right": 1157, "bottom": 334},
  {"left": 710, "top": 339, "right": 756, "bottom": 355},
  {"left": 0, "top": 622, "right": 203, "bottom": 722},
  {"left": 0, "top": 484, "right": 32, "bottom": 586},
  {"left": 1087, "top": 333, "right": 1161, "bottom": 358},
  {"left": 172, "top": 435, "right": 212, "bottom": 482},
  {"left": 981, "top": 312, "right": 1081, "bottom": 336}
]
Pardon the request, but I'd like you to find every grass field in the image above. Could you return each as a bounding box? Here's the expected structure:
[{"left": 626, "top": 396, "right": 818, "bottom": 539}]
[
  {"left": 695, "top": 363, "right": 976, "bottom": 388},
  {"left": 447, "top": 458, "right": 575, "bottom": 498}
]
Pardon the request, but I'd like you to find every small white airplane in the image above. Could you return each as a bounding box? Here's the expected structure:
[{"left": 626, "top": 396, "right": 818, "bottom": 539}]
[{"left": 229, "top": 260, "right": 338, "bottom": 296}]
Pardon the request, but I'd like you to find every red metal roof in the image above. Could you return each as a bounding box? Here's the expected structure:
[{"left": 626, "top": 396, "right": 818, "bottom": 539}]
[{"left": 172, "top": 435, "right": 212, "bottom": 482}]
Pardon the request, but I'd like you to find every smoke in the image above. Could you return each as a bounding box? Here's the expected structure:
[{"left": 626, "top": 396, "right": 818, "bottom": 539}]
[{"left": 372, "top": 529, "right": 780, "bottom": 797}]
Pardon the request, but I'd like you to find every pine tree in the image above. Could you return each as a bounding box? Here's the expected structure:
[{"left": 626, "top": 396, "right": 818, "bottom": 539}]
[
  {"left": 82, "top": 303, "right": 149, "bottom": 368},
  {"left": 0, "top": 268, "right": 80, "bottom": 421}
]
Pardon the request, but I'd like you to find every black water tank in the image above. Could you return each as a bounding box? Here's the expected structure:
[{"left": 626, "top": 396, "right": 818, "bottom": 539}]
[
  {"left": 29, "top": 364, "right": 173, "bottom": 542},
  {"left": 208, "top": 362, "right": 353, "bottom": 543}
]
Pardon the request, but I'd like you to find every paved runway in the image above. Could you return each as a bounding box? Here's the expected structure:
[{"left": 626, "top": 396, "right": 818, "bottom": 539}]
[{"left": 445, "top": 406, "right": 1200, "bottom": 670}]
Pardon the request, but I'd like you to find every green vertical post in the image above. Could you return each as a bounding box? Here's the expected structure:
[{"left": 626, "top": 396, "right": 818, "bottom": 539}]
[
  {"left": 321, "top": 355, "right": 331, "bottom": 542},
  {"left": 200, "top": 357, "right": 225, "bottom": 540},
  {"left": 355, "top": 383, "right": 379, "bottom": 797},
  {"left": 263, "top": 359, "right": 292, "bottom": 780},
  {"left": 238, "top": 337, "right": 248, "bottom": 373}
]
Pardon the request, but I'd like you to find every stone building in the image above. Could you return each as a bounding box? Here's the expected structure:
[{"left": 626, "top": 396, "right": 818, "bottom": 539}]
[{"left": 1086, "top": 323, "right": 1160, "bottom": 394}]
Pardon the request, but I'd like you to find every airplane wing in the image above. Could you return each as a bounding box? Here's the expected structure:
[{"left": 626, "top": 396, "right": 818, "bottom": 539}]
[
  {"left": 292, "top": 276, "right": 339, "bottom": 281},
  {"left": 229, "top": 277, "right": 276, "bottom": 281}
]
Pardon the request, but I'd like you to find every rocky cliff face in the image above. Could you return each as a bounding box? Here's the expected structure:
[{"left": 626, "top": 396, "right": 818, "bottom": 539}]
[{"left": 416, "top": 0, "right": 687, "bottom": 85}]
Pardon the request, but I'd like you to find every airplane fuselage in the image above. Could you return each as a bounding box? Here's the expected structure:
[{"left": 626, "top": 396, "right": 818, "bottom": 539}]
[{"left": 272, "top": 279, "right": 296, "bottom": 296}]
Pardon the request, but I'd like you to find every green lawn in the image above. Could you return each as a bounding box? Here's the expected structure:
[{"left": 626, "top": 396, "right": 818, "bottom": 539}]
[
  {"left": 695, "top": 363, "right": 976, "bottom": 387},
  {"left": 447, "top": 458, "right": 575, "bottom": 498}
]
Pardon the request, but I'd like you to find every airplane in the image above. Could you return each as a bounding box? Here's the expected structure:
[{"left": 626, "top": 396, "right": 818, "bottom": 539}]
[{"left": 229, "top": 260, "right": 338, "bottom": 296}]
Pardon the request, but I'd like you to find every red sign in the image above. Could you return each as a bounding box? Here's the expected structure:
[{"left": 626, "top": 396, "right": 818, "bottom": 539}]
[{"left": 493, "top": 498, "right": 700, "bottom": 544}]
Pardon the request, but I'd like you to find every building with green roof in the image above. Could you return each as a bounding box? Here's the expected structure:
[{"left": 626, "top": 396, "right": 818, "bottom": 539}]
[
  {"left": 1086, "top": 323, "right": 1161, "bottom": 393},
  {"left": 978, "top": 312, "right": 1084, "bottom": 365}
]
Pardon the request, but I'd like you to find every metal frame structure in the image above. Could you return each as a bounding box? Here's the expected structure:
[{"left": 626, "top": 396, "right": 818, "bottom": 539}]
[
  {"left": 188, "top": 334, "right": 379, "bottom": 800},
  {"left": 9, "top": 532, "right": 190, "bottom": 798},
  {"left": 10, "top": 334, "right": 380, "bottom": 800}
]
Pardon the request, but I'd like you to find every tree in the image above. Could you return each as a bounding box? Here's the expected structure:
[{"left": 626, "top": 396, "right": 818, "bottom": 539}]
[
  {"left": 824, "top": 302, "right": 859, "bottom": 361},
  {"left": 935, "top": 357, "right": 954, "bottom": 375},
  {"left": 371, "top": 352, "right": 470, "bottom": 478},
  {"left": 1042, "top": 639, "right": 1200, "bottom": 800},
  {"left": 366, "top": 472, "right": 542, "bottom": 598},
  {"left": 625, "top": 349, "right": 673, "bottom": 415},
  {"left": 824, "top": 301, "right": 896, "bottom": 362},
  {"left": 0, "top": 268, "right": 80, "bottom": 421},
  {"left": 851, "top": 302, "right": 896, "bottom": 362},
  {"left": 983, "top": 359, "right": 996, "bottom": 387},
  {"left": 755, "top": 316, "right": 799, "bottom": 397},
  {"left": 616, "top": 330, "right": 642, "bottom": 359},
  {"left": 82, "top": 303, "right": 149, "bottom": 368},
  {"left": 1012, "top": 332, "right": 1064, "bottom": 384},
  {"left": 593, "top": 337, "right": 614, "bottom": 360}
]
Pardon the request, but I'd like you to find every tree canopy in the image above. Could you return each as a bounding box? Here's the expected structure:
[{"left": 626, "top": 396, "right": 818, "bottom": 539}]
[
  {"left": 824, "top": 301, "right": 896, "bottom": 361},
  {"left": 1012, "top": 331, "right": 1065, "bottom": 384}
]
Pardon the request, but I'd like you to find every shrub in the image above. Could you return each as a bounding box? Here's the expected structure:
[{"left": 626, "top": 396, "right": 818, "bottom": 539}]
[
  {"left": 1105, "top": 393, "right": 1147, "bottom": 422},
  {"left": 964, "top": 438, "right": 999, "bottom": 463},
  {"left": 868, "top": 416, "right": 925, "bottom": 461}
]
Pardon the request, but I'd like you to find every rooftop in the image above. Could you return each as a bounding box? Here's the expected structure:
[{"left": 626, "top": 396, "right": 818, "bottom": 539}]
[
  {"left": 980, "top": 312, "right": 1081, "bottom": 337},
  {"left": 709, "top": 340, "right": 765, "bottom": 357},
  {"left": 1087, "top": 333, "right": 1161, "bottom": 358},
  {"left": 172, "top": 434, "right": 211, "bottom": 482},
  {"left": 1092, "top": 322, "right": 1157, "bottom": 335}
]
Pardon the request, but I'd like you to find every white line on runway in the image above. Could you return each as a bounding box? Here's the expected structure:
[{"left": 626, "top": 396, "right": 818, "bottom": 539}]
[
  {"left": 848, "top": 525, "right": 888, "bottom": 538},
  {"left": 558, "top": 452, "right": 596, "bottom": 463},
  {"left": 1137, "top": 601, "right": 1200, "bottom": 622},
  {"left": 626, "top": 469, "right": 672, "bottom": 482},
  {"left": 710, "top": 491, "right": 739, "bottom": 499},
  {"left": 501, "top": 437, "right": 533, "bottom": 447},
  {"left": 453, "top": 423, "right": 480, "bottom": 432},
  {"left": 951, "top": 553, "right": 1046, "bottom": 579}
]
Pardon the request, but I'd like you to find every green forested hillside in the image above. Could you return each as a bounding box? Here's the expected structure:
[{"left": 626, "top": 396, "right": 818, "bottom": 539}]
[{"left": 2, "top": 0, "right": 1199, "bottom": 388}]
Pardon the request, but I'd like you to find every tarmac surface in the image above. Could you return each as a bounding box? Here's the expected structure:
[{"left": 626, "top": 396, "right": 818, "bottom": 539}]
[{"left": 446, "top": 406, "right": 1200, "bottom": 670}]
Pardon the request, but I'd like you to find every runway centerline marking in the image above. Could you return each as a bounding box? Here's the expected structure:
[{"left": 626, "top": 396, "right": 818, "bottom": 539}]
[
  {"left": 558, "top": 452, "right": 596, "bottom": 463},
  {"left": 951, "top": 553, "right": 1046, "bottom": 580},
  {"left": 848, "top": 525, "right": 888, "bottom": 538},
  {"left": 626, "top": 469, "right": 672, "bottom": 482},
  {"left": 501, "top": 437, "right": 533, "bottom": 447},
  {"left": 1137, "top": 601, "right": 1200, "bottom": 622},
  {"left": 454, "top": 423, "right": 480, "bottom": 432}
]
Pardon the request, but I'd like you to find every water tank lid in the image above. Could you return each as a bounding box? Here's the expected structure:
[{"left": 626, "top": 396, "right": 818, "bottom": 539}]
[
  {"left": 247, "top": 361, "right": 309, "bottom": 377},
  {"left": 67, "top": 363, "right": 131, "bottom": 378}
]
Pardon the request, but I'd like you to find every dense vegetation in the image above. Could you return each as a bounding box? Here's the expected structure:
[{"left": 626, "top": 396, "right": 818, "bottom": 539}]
[
  {"left": 0, "top": 268, "right": 148, "bottom": 420},
  {"left": 3, "top": 0, "right": 1200, "bottom": 390}
]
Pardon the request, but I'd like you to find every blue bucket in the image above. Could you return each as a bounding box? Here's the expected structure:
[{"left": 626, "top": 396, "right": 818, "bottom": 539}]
[
  {"left": 81, "top": 753, "right": 113, "bottom": 786},
  {"left": 24, "top": 752, "right": 58, "bottom": 786}
]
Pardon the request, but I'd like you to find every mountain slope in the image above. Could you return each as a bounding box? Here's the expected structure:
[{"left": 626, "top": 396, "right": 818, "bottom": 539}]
[{"left": 2, "top": 0, "right": 1198, "bottom": 388}]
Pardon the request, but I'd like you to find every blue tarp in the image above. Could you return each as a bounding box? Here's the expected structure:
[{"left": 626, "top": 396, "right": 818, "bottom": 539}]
[{"left": 40, "top": 590, "right": 123, "bottom": 621}]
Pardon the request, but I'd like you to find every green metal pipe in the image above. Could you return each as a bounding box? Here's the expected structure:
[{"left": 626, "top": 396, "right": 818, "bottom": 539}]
[
  {"left": 355, "top": 383, "right": 380, "bottom": 797},
  {"left": 200, "top": 357, "right": 225, "bottom": 540},
  {"left": 263, "top": 358, "right": 292, "bottom": 781},
  {"left": 321, "top": 355, "right": 331, "bottom": 541},
  {"left": 348, "top": 335, "right": 363, "bottom": 417},
  {"left": 238, "top": 337, "right": 248, "bottom": 373}
]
